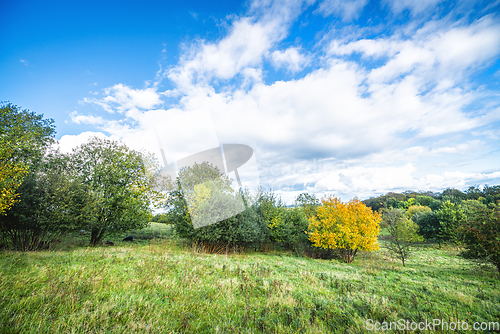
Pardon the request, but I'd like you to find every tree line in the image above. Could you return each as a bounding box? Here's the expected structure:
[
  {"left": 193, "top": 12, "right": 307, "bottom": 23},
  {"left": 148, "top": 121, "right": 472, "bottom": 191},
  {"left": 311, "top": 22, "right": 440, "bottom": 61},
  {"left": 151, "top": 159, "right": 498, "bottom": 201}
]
[{"left": 1, "top": 102, "right": 499, "bottom": 273}]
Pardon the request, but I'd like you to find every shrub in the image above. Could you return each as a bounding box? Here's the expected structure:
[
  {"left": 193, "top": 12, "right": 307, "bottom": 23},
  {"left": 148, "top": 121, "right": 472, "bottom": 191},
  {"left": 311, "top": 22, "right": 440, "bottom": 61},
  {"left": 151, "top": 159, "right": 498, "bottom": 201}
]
[{"left": 168, "top": 163, "right": 269, "bottom": 253}]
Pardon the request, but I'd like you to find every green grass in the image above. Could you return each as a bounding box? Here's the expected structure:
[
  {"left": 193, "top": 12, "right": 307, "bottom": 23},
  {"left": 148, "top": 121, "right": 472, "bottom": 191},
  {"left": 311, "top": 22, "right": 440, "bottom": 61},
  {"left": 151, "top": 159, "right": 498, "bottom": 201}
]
[
  {"left": 130, "top": 222, "right": 176, "bottom": 241},
  {"left": 1, "top": 230, "right": 499, "bottom": 333}
]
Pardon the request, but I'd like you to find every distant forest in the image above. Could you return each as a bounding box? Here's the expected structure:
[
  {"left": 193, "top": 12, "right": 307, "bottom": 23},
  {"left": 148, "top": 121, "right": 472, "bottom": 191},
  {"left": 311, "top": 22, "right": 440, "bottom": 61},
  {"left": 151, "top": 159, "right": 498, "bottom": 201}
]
[{"left": 362, "top": 185, "right": 500, "bottom": 211}]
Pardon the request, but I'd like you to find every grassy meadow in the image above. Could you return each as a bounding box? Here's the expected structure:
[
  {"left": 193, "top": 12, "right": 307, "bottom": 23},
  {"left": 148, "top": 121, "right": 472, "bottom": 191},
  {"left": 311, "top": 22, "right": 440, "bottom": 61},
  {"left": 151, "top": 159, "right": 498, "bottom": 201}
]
[{"left": 1, "top": 223, "right": 499, "bottom": 333}]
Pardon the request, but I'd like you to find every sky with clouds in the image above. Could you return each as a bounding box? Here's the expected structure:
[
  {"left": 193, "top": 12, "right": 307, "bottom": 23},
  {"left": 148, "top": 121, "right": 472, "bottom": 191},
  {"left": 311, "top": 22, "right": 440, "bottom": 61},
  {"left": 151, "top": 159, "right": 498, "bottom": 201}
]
[{"left": 2, "top": 0, "right": 500, "bottom": 203}]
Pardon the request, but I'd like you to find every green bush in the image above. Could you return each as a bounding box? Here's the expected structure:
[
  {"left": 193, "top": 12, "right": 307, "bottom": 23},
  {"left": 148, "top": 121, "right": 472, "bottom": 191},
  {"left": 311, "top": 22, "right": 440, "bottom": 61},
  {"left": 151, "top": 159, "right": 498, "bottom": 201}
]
[{"left": 168, "top": 163, "right": 270, "bottom": 252}]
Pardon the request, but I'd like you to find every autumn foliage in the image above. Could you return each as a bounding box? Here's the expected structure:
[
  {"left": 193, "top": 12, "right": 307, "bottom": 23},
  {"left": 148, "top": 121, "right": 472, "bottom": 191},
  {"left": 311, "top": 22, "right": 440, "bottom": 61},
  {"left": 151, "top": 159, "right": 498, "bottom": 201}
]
[
  {"left": 0, "top": 149, "right": 27, "bottom": 215},
  {"left": 308, "top": 196, "right": 381, "bottom": 263}
]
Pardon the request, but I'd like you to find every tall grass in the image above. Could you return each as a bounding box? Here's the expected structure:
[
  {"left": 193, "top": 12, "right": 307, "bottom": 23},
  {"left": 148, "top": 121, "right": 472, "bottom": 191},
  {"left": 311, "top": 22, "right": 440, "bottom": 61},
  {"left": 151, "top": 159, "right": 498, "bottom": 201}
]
[{"left": 1, "top": 232, "right": 499, "bottom": 333}]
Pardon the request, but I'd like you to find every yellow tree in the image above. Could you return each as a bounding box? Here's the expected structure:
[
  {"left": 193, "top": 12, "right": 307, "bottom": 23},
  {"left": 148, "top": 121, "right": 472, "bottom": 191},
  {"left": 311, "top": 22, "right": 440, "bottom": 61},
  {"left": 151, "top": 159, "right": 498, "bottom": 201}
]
[
  {"left": 0, "top": 148, "right": 27, "bottom": 215},
  {"left": 308, "top": 196, "right": 381, "bottom": 263}
]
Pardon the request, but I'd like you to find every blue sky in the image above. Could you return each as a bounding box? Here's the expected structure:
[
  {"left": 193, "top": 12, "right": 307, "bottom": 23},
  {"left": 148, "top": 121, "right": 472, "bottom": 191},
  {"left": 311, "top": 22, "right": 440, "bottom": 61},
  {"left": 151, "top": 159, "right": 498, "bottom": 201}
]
[{"left": 2, "top": 0, "right": 500, "bottom": 203}]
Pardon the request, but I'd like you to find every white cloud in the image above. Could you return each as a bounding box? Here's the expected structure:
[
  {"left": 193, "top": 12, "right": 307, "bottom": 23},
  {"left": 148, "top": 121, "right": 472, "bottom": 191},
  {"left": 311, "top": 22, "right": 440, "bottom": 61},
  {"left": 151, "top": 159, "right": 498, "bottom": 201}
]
[
  {"left": 329, "top": 39, "right": 404, "bottom": 59},
  {"left": 56, "top": 131, "right": 119, "bottom": 154},
  {"left": 323, "top": 17, "right": 500, "bottom": 141},
  {"left": 315, "top": 0, "right": 368, "bottom": 21},
  {"left": 270, "top": 47, "right": 310, "bottom": 72},
  {"left": 168, "top": 0, "right": 313, "bottom": 92},
  {"left": 383, "top": 0, "right": 443, "bottom": 16},
  {"left": 311, "top": 164, "right": 500, "bottom": 200},
  {"left": 69, "top": 112, "right": 105, "bottom": 125},
  {"left": 330, "top": 16, "right": 500, "bottom": 85},
  {"left": 84, "top": 84, "right": 162, "bottom": 114}
]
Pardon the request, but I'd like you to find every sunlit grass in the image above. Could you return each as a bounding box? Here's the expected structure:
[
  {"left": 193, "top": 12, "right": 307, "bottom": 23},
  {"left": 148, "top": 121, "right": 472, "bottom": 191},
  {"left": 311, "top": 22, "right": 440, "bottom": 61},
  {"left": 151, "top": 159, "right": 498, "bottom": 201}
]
[{"left": 1, "top": 230, "right": 499, "bottom": 333}]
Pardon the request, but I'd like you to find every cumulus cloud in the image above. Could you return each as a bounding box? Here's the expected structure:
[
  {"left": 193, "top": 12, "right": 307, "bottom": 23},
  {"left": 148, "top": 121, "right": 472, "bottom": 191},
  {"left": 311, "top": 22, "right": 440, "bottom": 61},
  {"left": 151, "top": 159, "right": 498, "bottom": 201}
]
[
  {"left": 270, "top": 47, "right": 310, "bottom": 72},
  {"left": 69, "top": 112, "right": 105, "bottom": 125},
  {"left": 311, "top": 164, "right": 500, "bottom": 200},
  {"left": 330, "top": 16, "right": 500, "bottom": 83},
  {"left": 83, "top": 84, "right": 163, "bottom": 114},
  {"left": 168, "top": 0, "right": 313, "bottom": 92}
]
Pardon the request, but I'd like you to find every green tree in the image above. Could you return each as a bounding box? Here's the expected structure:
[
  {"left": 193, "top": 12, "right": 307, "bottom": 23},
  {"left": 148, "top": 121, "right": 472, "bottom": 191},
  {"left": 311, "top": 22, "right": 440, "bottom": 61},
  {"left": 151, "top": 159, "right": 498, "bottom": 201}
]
[
  {"left": 151, "top": 213, "right": 170, "bottom": 224},
  {"left": 184, "top": 175, "right": 244, "bottom": 229},
  {"left": 465, "top": 186, "right": 483, "bottom": 200},
  {"left": 0, "top": 103, "right": 55, "bottom": 164},
  {"left": 482, "top": 185, "right": 500, "bottom": 205},
  {"left": 0, "top": 103, "right": 55, "bottom": 215},
  {"left": 413, "top": 211, "right": 440, "bottom": 243},
  {"left": 439, "top": 188, "right": 466, "bottom": 205},
  {"left": 383, "top": 208, "right": 423, "bottom": 267},
  {"left": 461, "top": 199, "right": 487, "bottom": 223},
  {"left": 415, "top": 195, "right": 441, "bottom": 211},
  {"left": 0, "top": 150, "right": 85, "bottom": 251},
  {"left": 70, "top": 137, "right": 158, "bottom": 246},
  {"left": 257, "top": 190, "right": 288, "bottom": 246},
  {"left": 0, "top": 148, "right": 26, "bottom": 215},
  {"left": 437, "top": 201, "right": 466, "bottom": 248},
  {"left": 461, "top": 204, "right": 500, "bottom": 273},
  {"left": 284, "top": 206, "right": 320, "bottom": 255}
]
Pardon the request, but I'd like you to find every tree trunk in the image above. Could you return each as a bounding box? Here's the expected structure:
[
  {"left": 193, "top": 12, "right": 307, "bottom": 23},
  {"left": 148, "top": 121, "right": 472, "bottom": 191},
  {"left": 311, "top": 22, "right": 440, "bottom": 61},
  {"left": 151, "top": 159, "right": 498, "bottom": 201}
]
[
  {"left": 90, "top": 229, "right": 104, "bottom": 246},
  {"left": 402, "top": 257, "right": 405, "bottom": 267}
]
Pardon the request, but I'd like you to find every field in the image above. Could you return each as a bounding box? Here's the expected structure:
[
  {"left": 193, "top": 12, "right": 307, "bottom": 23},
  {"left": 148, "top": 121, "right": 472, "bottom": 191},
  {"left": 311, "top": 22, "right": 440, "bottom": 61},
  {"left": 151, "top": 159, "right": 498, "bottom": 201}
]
[{"left": 1, "top": 223, "right": 499, "bottom": 333}]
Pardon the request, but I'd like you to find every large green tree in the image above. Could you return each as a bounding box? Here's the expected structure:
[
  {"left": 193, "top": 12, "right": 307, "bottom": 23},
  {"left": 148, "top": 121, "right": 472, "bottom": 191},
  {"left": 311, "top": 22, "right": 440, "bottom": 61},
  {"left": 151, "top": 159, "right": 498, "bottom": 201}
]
[
  {"left": 461, "top": 199, "right": 487, "bottom": 223},
  {"left": 0, "top": 103, "right": 55, "bottom": 215},
  {"left": 70, "top": 137, "right": 158, "bottom": 246},
  {"left": 461, "top": 204, "right": 500, "bottom": 273},
  {"left": 437, "top": 201, "right": 466, "bottom": 248},
  {"left": 0, "top": 150, "right": 84, "bottom": 250},
  {"left": 0, "top": 149, "right": 26, "bottom": 215},
  {"left": 413, "top": 211, "right": 440, "bottom": 242},
  {"left": 0, "top": 103, "right": 62, "bottom": 250}
]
